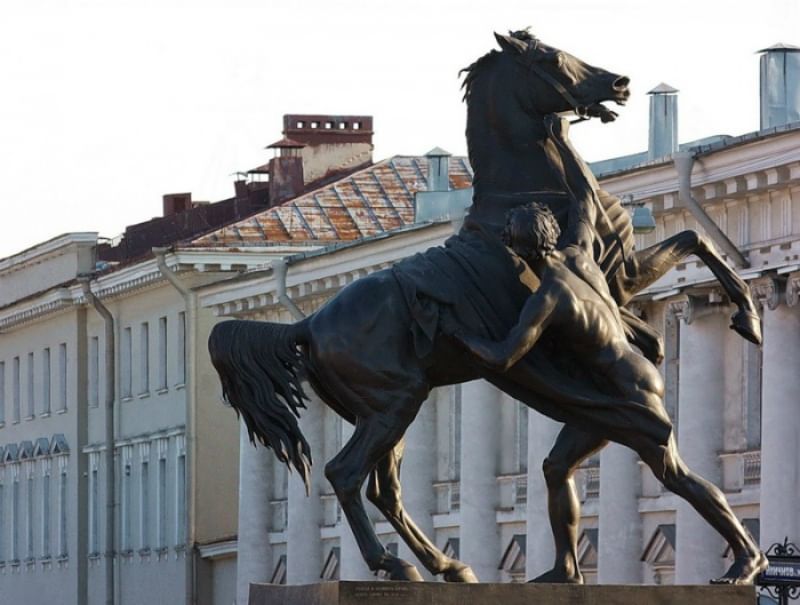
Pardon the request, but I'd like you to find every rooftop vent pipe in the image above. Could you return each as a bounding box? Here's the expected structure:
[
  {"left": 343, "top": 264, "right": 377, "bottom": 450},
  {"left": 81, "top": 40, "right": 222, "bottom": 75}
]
[
  {"left": 647, "top": 83, "right": 679, "bottom": 160},
  {"left": 759, "top": 43, "right": 800, "bottom": 129},
  {"left": 426, "top": 147, "right": 451, "bottom": 192}
]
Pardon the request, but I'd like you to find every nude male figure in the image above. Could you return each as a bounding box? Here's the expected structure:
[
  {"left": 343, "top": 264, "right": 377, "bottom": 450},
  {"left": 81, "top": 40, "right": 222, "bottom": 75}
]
[{"left": 446, "top": 201, "right": 767, "bottom": 584}]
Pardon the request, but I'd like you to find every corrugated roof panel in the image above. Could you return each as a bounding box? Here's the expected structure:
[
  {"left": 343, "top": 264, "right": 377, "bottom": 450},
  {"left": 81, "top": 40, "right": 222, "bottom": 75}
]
[
  {"left": 334, "top": 181, "right": 383, "bottom": 236},
  {"left": 189, "top": 155, "right": 473, "bottom": 247}
]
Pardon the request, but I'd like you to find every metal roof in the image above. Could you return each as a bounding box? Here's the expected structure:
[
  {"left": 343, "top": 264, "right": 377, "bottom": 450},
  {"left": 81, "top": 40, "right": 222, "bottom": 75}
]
[
  {"left": 190, "top": 155, "right": 472, "bottom": 247},
  {"left": 647, "top": 82, "right": 679, "bottom": 95}
]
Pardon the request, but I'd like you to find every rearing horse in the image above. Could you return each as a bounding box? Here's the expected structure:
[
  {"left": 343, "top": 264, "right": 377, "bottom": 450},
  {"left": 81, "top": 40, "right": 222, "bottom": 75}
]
[{"left": 209, "top": 31, "right": 764, "bottom": 585}]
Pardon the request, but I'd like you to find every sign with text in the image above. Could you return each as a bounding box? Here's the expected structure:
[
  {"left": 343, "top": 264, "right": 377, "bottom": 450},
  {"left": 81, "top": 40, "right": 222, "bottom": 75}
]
[{"left": 760, "top": 556, "right": 800, "bottom": 587}]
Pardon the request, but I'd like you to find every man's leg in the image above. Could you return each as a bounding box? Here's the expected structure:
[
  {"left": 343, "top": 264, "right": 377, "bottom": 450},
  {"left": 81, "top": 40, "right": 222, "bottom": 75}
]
[
  {"left": 636, "top": 432, "right": 767, "bottom": 584},
  {"left": 532, "top": 425, "right": 607, "bottom": 583}
]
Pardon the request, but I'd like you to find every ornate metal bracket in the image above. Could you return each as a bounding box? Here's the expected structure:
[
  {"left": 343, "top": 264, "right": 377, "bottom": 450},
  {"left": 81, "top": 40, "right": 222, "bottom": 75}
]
[{"left": 758, "top": 537, "right": 800, "bottom": 604}]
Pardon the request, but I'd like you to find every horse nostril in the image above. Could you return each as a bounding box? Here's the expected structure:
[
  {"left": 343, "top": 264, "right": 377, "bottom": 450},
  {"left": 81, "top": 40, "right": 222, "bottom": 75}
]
[{"left": 613, "top": 76, "right": 630, "bottom": 91}]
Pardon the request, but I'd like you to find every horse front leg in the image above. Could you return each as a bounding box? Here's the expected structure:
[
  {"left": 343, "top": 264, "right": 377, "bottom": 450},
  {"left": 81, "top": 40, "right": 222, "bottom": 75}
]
[
  {"left": 366, "top": 440, "right": 478, "bottom": 582},
  {"left": 615, "top": 230, "right": 761, "bottom": 345}
]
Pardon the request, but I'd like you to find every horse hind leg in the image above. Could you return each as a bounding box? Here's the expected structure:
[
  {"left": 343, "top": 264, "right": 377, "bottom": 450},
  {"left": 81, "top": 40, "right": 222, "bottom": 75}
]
[
  {"left": 324, "top": 408, "right": 425, "bottom": 581},
  {"left": 366, "top": 441, "right": 478, "bottom": 583},
  {"left": 617, "top": 230, "right": 761, "bottom": 345}
]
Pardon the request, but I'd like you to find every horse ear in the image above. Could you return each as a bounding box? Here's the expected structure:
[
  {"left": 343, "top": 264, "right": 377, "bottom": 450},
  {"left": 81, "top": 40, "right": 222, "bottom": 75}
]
[{"left": 494, "top": 32, "right": 527, "bottom": 55}]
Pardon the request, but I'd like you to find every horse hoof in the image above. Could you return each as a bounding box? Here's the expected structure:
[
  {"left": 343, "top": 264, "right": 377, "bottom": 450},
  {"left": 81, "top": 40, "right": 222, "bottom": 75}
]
[
  {"left": 730, "top": 310, "right": 762, "bottom": 345},
  {"left": 388, "top": 563, "right": 424, "bottom": 582},
  {"left": 443, "top": 565, "right": 479, "bottom": 583}
]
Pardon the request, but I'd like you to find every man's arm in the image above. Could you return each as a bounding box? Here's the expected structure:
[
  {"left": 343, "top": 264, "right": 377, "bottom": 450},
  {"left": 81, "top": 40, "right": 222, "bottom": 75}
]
[{"left": 451, "top": 285, "right": 559, "bottom": 372}]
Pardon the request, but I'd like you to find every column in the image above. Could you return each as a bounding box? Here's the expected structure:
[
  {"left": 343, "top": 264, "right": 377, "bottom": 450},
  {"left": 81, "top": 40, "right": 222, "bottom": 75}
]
[
  {"left": 395, "top": 391, "right": 437, "bottom": 580},
  {"left": 526, "top": 409, "right": 562, "bottom": 579},
  {"left": 338, "top": 422, "right": 373, "bottom": 580},
  {"left": 459, "top": 379, "right": 501, "bottom": 581},
  {"left": 598, "top": 443, "right": 642, "bottom": 583},
  {"left": 672, "top": 298, "right": 726, "bottom": 583},
  {"left": 286, "top": 393, "right": 324, "bottom": 584},
  {"left": 760, "top": 277, "right": 800, "bottom": 547},
  {"left": 236, "top": 423, "right": 273, "bottom": 603}
]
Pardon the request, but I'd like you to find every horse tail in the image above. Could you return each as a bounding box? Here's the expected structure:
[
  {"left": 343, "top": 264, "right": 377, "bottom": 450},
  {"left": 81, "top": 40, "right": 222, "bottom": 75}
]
[{"left": 208, "top": 318, "right": 314, "bottom": 493}]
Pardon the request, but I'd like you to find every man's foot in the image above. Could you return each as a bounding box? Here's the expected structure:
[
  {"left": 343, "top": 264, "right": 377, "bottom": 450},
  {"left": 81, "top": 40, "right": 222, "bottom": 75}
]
[
  {"left": 710, "top": 552, "right": 769, "bottom": 585},
  {"left": 730, "top": 309, "right": 762, "bottom": 345},
  {"left": 529, "top": 567, "right": 584, "bottom": 584}
]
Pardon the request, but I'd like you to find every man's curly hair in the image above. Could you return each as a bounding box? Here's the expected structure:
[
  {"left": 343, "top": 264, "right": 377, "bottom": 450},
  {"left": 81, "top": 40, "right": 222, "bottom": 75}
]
[{"left": 501, "top": 202, "right": 561, "bottom": 260}]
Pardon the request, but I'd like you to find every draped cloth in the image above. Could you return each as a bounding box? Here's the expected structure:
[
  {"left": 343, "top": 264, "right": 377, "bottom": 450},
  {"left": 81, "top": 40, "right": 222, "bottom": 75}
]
[{"left": 391, "top": 222, "right": 672, "bottom": 447}]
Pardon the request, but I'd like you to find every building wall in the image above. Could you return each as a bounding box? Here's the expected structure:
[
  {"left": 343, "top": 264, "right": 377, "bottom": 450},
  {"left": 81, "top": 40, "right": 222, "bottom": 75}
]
[{"left": 0, "top": 307, "right": 88, "bottom": 603}]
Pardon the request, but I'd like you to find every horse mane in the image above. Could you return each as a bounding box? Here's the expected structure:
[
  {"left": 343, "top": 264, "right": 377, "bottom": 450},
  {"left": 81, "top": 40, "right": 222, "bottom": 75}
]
[{"left": 459, "top": 50, "right": 501, "bottom": 102}]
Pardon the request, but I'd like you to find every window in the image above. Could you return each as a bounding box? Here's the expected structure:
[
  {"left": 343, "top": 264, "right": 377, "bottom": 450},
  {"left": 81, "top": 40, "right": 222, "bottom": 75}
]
[
  {"left": 744, "top": 339, "right": 763, "bottom": 449},
  {"left": 0, "top": 481, "right": 4, "bottom": 561},
  {"left": 13, "top": 356, "right": 20, "bottom": 423},
  {"left": 58, "top": 343, "right": 67, "bottom": 412},
  {"left": 121, "top": 453, "right": 132, "bottom": 552},
  {"left": 517, "top": 402, "right": 529, "bottom": 473},
  {"left": 26, "top": 468, "right": 34, "bottom": 561},
  {"left": 139, "top": 323, "right": 150, "bottom": 395},
  {"left": 89, "top": 454, "right": 99, "bottom": 555},
  {"left": 353, "top": 122, "right": 361, "bottom": 130},
  {"left": 42, "top": 348, "right": 51, "bottom": 415},
  {"left": 140, "top": 455, "right": 149, "bottom": 551},
  {"left": 176, "top": 449, "right": 186, "bottom": 546},
  {"left": 122, "top": 328, "right": 132, "bottom": 399},
  {"left": 26, "top": 352, "right": 34, "bottom": 419},
  {"left": 0, "top": 361, "right": 5, "bottom": 425},
  {"left": 41, "top": 462, "right": 50, "bottom": 559},
  {"left": 157, "top": 457, "right": 166, "bottom": 549},
  {"left": 664, "top": 313, "right": 680, "bottom": 435},
  {"left": 89, "top": 338, "right": 99, "bottom": 407},
  {"left": 58, "top": 460, "right": 68, "bottom": 558},
  {"left": 12, "top": 469, "right": 19, "bottom": 562},
  {"left": 158, "top": 317, "right": 168, "bottom": 392},
  {"left": 449, "top": 385, "right": 462, "bottom": 481},
  {"left": 177, "top": 312, "right": 186, "bottom": 385}
]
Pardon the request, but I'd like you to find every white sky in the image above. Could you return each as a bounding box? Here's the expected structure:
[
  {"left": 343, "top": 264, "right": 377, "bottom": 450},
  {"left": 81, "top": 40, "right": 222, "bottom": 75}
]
[{"left": 1, "top": 0, "right": 797, "bottom": 259}]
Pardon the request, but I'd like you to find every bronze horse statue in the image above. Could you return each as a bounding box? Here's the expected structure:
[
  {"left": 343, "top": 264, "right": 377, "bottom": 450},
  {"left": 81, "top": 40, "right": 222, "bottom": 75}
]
[{"left": 209, "top": 31, "right": 764, "bottom": 585}]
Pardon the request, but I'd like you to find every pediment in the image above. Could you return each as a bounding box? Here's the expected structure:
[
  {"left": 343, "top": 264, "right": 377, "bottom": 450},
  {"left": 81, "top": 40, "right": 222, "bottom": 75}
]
[
  {"left": 443, "top": 538, "right": 460, "bottom": 560},
  {"left": 321, "top": 546, "right": 340, "bottom": 581},
  {"left": 18, "top": 440, "right": 34, "bottom": 460},
  {"left": 499, "top": 534, "right": 526, "bottom": 574},
  {"left": 33, "top": 437, "right": 50, "bottom": 457},
  {"left": 50, "top": 434, "right": 69, "bottom": 455},
  {"left": 270, "top": 554, "right": 286, "bottom": 585},
  {"left": 578, "top": 528, "right": 598, "bottom": 569},
  {"left": 641, "top": 524, "right": 676, "bottom": 566}
]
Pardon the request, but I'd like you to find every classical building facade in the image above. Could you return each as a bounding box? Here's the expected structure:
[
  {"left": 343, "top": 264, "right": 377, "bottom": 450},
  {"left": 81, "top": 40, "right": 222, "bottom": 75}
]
[{"left": 199, "top": 46, "right": 800, "bottom": 601}]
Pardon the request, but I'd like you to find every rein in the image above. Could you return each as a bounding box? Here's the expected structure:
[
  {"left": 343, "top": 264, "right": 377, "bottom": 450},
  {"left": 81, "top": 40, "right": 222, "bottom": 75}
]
[{"left": 519, "top": 55, "right": 591, "bottom": 124}]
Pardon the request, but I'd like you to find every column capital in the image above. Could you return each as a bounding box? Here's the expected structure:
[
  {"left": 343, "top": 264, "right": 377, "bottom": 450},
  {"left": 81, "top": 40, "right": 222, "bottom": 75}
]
[
  {"left": 752, "top": 276, "right": 783, "bottom": 311},
  {"left": 786, "top": 272, "right": 800, "bottom": 308},
  {"left": 667, "top": 295, "right": 694, "bottom": 324}
]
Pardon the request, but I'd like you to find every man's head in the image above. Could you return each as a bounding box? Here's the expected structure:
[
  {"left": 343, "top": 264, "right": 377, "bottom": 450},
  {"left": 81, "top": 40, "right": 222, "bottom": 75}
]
[{"left": 502, "top": 202, "right": 560, "bottom": 261}]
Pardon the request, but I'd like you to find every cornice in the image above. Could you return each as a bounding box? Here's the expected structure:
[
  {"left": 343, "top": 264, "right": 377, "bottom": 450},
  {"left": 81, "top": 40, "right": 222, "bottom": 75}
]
[{"left": 0, "top": 287, "right": 75, "bottom": 331}]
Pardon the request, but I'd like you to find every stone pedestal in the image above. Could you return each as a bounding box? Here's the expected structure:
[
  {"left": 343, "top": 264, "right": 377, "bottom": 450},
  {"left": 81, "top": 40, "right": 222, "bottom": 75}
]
[{"left": 249, "top": 581, "right": 756, "bottom": 605}]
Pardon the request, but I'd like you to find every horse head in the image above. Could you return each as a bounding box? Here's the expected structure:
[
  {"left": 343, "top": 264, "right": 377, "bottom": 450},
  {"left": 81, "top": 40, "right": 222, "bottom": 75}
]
[
  {"left": 490, "top": 29, "right": 630, "bottom": 122},
  {"left": 462, "top": 29, "right": 630, "bottom": 211}
]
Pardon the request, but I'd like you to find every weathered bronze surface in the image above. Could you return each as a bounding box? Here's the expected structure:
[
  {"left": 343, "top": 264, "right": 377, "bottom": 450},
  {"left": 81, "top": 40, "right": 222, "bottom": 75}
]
[{"left": 210, "top": 30, "right": 766, "bottom": 585}]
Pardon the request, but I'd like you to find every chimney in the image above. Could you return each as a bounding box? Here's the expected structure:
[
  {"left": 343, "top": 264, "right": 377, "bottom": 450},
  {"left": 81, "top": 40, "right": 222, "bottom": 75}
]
[
  {"left": 759, "top": 43, "right": 800, "bottom": 129},
  {"left": 163, "top": 192, "right": 192, "bottom": 217},
  {"left": 267, "top": 137, "right": 305, "bottom": 205},
  {"left": 647, "top": 83, "right": 679, "bottom": 160},
  {"left": 425, "top": 147, "right": 451, "bottom": 191},
  {"left": 281, "top": 114, "right": 374, "bottom": 185}
]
